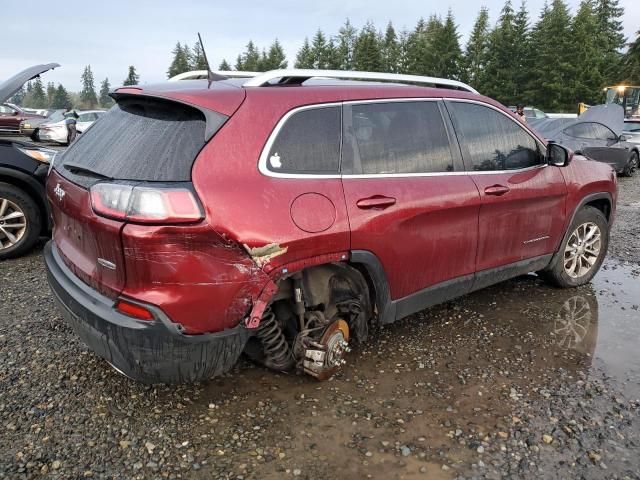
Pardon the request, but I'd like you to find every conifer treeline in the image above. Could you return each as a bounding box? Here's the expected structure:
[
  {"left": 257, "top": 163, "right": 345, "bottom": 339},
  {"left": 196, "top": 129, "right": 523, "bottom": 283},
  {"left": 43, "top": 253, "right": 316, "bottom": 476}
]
[{"left": 168, "top": 0, "right": 638, "bottom": 112}]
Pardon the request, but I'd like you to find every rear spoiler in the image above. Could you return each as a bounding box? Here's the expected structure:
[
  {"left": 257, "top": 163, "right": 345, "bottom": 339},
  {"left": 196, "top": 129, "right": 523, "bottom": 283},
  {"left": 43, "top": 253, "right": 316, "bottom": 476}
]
[{"left": 110, "top": 90, "right": 227, "bottom": 141}]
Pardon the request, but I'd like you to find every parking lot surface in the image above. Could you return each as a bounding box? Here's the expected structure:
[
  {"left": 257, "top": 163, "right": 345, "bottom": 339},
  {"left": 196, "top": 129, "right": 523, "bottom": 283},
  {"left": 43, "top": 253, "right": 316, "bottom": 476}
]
[{"left": 0, "top": 174, "right": 639, "bottom": 479}]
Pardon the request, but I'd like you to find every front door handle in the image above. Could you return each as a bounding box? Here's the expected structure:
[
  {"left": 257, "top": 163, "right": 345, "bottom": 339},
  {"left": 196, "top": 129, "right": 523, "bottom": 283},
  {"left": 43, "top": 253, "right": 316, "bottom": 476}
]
[
  {"left": 484, "top": 185, "right": 510, "bottom": 196},
  {"left": 356, "top": 195, "right": 396, "bottom": 210}
]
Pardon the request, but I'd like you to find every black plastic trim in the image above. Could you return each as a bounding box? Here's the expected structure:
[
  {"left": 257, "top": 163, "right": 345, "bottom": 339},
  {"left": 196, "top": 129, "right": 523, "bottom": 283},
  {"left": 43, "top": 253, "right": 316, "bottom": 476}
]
[
  {"left": 548, "top": 192, "right": 613, "bottom": 267},
  {"left": 0, "top": 165, "right": 51, "bottom": 231},
  {"left": 351, "top": 250, "right": 555, "bottom": 324},
  {"left": 44, "top": 241, "right": 249, "bottom": 384}
]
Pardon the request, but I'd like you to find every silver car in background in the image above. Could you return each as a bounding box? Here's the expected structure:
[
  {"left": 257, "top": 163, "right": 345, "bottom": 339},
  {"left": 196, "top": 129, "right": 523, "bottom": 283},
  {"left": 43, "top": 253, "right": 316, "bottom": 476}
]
[{"left": 37, "top": 109, "right": 105, "bottom": 144}]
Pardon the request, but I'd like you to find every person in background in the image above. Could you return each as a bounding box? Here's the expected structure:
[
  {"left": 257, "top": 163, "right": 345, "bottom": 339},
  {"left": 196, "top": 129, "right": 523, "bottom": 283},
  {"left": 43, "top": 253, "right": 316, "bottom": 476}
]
[{"left": 515, "top": 104, "right": 527, "bottom": 124}]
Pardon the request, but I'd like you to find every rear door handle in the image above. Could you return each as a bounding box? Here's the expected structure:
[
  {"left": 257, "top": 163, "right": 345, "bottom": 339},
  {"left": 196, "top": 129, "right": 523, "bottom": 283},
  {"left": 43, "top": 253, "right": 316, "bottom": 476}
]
[
  {"left": 484, "top": 185, "right": 510, "bottom": 196},
  {"left": 356, "top": 195, "right": 396, "bottom": 210}
]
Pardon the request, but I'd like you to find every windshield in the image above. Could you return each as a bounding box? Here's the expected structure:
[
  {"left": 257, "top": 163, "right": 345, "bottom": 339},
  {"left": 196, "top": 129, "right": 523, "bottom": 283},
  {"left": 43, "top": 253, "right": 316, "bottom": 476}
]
[
  {"left": 47, "top": 110, "right": 64, "bottom": 122},
  {"left": 605, "top": 86, "right": 640, "bottom": 119}
]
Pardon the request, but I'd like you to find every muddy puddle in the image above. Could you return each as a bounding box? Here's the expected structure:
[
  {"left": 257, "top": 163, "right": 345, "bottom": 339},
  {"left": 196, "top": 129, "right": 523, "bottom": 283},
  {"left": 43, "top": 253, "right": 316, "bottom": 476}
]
[{"left": 181, "top": 260, "right": 639, "bottom": 478}]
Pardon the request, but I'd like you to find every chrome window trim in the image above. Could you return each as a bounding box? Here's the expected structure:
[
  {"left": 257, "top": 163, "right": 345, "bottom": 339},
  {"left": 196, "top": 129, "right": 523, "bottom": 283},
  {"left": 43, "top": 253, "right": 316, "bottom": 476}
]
[
  {"left": 444, "top": 98, "right": 548, "bottom": 156},
  {"left": 258, "top": 98, "right": 549, "bottom": 180}
]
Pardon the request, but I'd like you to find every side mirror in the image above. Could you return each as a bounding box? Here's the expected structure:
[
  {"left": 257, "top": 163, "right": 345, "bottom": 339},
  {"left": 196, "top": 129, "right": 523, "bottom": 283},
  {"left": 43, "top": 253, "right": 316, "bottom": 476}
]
[
  {"left": 619, "top": 134, "right": 628, "bottom": 142},
  {"left": 547, "top": 142, "right": 572, "bottom": 167},
  {"left": 12, "top": 111, "right": 18, "bottom": 116}
]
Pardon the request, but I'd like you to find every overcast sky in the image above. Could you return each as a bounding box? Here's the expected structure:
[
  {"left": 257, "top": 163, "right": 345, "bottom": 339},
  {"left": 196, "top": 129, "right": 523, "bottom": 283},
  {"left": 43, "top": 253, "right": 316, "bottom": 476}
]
[{"left": 2, "top": 0, "right": 639, "bottom": 91}]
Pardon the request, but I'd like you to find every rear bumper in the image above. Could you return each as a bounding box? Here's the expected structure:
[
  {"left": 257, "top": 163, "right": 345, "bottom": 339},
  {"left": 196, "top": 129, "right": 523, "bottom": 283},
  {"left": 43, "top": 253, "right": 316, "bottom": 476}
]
[{"left": 44, "top": 241, "right": 250, "bottom": 384}]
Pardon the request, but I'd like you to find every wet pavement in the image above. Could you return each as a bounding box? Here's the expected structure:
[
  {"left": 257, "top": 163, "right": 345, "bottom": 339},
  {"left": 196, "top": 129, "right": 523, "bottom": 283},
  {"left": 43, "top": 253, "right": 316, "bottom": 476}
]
[{"left": 0, "top": 177, "right": 639, "bottom": 479}]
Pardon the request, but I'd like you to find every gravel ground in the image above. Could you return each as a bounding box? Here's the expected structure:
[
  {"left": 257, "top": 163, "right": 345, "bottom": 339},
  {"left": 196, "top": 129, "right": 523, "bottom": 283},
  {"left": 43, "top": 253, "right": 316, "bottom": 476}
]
[{"left": 0, "top": 175, "right": 639, "bottom": 479}]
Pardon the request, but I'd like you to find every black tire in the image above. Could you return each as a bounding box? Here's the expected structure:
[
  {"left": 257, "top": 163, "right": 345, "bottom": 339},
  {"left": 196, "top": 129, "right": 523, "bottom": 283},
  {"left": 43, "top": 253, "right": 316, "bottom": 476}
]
[
  {"left": 30, "top": 129, "right": 40, "bottom": 142},
  {"left": 0, "top": 182, "right": 42, "bottom": 260},
  {"left": 622, "top": 151, "right": 638, "bottom": 177},
  {"left": 541, "top": 206, "right": 608, "bottom": 288}
]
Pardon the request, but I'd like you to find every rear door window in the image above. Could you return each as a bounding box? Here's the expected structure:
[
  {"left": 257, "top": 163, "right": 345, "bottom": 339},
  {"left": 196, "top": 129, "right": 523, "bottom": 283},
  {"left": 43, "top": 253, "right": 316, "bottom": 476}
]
[
  {"left": 448, "top": 102, "right": 543, "bottom": 171},
  {"left": 57, "top": 97, "right": 225, "bottom": 186},
  {"left": 265, "top": 106, "right": 341, "bottom": 174},
  {"left": 344, "top": 101, "right": 455, "bottom": 174}
]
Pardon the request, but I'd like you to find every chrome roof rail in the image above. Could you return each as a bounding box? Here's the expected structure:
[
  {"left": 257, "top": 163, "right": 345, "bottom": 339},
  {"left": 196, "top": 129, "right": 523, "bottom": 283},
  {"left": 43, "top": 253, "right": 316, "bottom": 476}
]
[
  {"left": 169, "top": 70, "right": 262, "bottom": 81},
  {"left": 242, "top": 69, "right": 478, "bottom": 93}
]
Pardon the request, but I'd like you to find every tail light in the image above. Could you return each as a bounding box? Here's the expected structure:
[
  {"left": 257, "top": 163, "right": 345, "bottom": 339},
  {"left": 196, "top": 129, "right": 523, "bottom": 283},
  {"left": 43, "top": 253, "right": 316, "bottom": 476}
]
[{"left": 90, "top": 182, "right": 203, "bottom": 224}]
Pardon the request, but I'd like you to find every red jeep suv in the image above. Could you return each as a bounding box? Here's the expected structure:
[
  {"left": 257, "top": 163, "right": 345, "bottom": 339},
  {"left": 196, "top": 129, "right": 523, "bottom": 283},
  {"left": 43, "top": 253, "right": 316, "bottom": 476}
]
[{"left": 44, "top": 69, "right": 617, "bottom": 384}]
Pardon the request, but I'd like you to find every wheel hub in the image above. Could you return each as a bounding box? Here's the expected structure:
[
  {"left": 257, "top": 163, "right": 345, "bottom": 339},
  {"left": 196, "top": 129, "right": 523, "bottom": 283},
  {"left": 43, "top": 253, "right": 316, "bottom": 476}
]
[{"left": 302, "top": 319, "right": 350, "bottom": 380}]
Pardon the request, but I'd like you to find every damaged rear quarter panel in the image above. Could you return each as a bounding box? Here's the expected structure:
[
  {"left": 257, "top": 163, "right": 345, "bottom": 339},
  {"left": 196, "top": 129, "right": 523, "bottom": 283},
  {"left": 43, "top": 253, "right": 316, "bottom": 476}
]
[
  {"left": 191, "top": 89, "right": 351, "bottom": 275},
  {"left": 120, "top": 223, "right": 271, "bottom": 334}
]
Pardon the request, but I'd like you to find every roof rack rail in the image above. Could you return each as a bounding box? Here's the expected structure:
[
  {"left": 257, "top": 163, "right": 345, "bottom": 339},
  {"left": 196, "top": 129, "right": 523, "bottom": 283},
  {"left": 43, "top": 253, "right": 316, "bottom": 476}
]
[
  {"left": 242, "top": 69, "right": 478, "bottom": 93},
  {"left": 169, "top": 70, "right": 261, "bottom": 81}
]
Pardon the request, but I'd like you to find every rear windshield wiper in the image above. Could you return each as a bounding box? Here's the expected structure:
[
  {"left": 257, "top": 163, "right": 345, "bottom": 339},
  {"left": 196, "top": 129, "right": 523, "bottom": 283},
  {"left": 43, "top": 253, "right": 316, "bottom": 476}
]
[{"left": 63, "top": 162, "right": 111, "bottom": 179}]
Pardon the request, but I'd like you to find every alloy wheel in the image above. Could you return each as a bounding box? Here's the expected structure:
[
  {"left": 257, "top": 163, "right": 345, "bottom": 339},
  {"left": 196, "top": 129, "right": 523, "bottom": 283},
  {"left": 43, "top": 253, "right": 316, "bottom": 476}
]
[
  {"left": 0, "top": 198, "right": 27, "bottom": 250},
  {"left": 563, "top": 222, "right": 601, "bottom": 279}
]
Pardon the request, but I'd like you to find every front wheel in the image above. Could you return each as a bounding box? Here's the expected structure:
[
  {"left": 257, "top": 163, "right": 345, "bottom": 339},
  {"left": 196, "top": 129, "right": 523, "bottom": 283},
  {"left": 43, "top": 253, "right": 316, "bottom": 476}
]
[
  {"left": 541, "top": 206, "right": 608, "bottom": 288},
  {"left": 622, "top": 151, "right": 638, "bottom": 177}
]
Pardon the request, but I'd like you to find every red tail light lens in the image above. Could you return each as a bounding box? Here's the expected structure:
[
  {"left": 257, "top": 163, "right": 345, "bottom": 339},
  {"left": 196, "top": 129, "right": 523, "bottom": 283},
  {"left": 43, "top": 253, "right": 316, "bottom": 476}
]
[
  {"left": 115, "top": 299, "right": 154, "bottom": 320},
  {"left": 90, "top": 183, "right": 203, "bottom": 224}
]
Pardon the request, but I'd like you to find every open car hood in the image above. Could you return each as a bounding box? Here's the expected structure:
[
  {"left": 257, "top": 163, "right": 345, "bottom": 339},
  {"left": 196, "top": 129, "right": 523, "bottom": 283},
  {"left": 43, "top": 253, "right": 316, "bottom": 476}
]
[
  {"left": 578, "top": 103, "right": 624, "bottom": 136},
  {"left": 0, "top": 63, "right": 60, "bottom": 103}
]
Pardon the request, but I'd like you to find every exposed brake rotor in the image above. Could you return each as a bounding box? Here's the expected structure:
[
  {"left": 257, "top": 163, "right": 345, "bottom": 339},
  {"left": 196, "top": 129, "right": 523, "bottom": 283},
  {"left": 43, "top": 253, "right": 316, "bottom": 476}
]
[{"left": 303, "top": 319, "right": 350, "bottom": 380}]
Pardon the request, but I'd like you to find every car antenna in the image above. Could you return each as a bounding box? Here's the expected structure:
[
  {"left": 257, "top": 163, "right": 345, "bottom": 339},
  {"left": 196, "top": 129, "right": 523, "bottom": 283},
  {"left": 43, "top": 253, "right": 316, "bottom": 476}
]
[{"left": 198, "top": 32, "right": 227, "bottom": 87}]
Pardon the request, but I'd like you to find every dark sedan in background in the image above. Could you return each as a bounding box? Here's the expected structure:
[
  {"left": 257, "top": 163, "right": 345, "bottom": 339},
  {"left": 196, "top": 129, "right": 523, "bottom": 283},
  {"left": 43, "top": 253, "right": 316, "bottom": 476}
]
[{"left": 530, "top": 104, "right": 638, "bottom": 177}]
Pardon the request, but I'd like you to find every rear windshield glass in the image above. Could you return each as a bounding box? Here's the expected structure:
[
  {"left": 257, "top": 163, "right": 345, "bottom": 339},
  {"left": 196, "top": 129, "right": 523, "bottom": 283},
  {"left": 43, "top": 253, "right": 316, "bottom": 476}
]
[{"left": 57, "top": 97, "right": 213, "bottom": 184}]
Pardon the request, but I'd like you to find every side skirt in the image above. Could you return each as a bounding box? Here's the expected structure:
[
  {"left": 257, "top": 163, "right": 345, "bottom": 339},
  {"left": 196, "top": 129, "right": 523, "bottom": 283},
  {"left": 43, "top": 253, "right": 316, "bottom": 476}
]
[{"left": 351, "top": 251, "right": 552, "bottom": 325}]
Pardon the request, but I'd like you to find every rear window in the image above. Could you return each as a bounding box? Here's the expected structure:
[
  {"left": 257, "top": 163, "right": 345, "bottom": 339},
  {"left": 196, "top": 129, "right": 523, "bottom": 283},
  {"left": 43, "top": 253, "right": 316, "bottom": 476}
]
[
  {"left": 57, "top": 97, "right": 222, "bottom": 185},
  {"left": 265, "top": 106, "right": 341, "bottom": 174}
]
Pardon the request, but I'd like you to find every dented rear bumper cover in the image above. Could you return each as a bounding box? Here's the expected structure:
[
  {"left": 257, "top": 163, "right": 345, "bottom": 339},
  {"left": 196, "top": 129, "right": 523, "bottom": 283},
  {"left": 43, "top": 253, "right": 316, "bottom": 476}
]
[{"left": 44, "top": 241, "right": 249, "bottom": 384}]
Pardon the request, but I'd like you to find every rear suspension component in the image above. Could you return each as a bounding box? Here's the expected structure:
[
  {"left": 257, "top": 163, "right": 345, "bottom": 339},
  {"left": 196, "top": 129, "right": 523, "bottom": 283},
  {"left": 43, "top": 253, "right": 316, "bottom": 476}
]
[{"left": 254, "top": 306, "right": 294, "bottom": 371}]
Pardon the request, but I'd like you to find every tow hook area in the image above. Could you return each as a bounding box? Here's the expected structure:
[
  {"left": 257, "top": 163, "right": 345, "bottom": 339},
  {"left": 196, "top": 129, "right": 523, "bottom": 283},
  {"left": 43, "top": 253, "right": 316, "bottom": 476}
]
[{"left": 302, "top": 319, "right": 350, "bottom": 380}]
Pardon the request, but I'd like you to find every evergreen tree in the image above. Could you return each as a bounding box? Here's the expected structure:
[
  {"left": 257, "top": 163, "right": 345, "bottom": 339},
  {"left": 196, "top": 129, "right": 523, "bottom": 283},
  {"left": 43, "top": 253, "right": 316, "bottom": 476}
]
[
  {"left": 481, "top": 1, "right": 519, "bottom": 102},
  {"left": 463, "top": 7, "right": 490, "bottom": 86},
  {"left": 570, "top": 0, "right": 604, "bottom": 104},
  {"left": 353, "top": 21, "right": 383, "bottom": 72},
  {"left": 310, "top": 30, "right": 334, "bottom": 69},
  {"left": 23, "top": 77, "right": 47, "bottom": 108},
  {"left": 405, "top": 18, "right": 429, "bottom": 74},
  {"left": 262, "top": 39, "right": 287, "bottom": 70},
  {"left": 236, "top": 41, "right": 261, "bottom": 70},
  {"left": 123, "top": 66, "right": 140, "bottom": 86},
  {"left": 622, "top": 31, "right": 640, "bottom": 83},
  {"left": 79, "top": 65, "right": 98, "bottom": 109},
  {"left": 46, "top": 82, "right": 56, "bottom": 108},
  {"left": 527, "top": 0, "right": 575, "bottom": 111},
  {"left": 219, "top": 59, "right": 232, "bottom": 70},
  {"left": 99, "top": 78, "right": 113, "bottom": 108},
  {"left": 191, "top": 40, "right": 209, "bottom": 70},
  {"left": 512, "top": 2, "right": 533, "bottom": 95},
  {"left": 167, "top": 42, "right": 192, "bottom": 78},
  {"left": 295, "top": 37, "right": 315, "bottom": 68},
  {"left": 381, "top": 22, "right": 400, "bottom": 73},
  {"left": 594, "top": 0, "right": 625, "bottom": 82},
  {"left": 336, "top": 19, "right": 358, "bottom": 70},
  {"left": 431, "top": 10, "right": 463, "bottom": 79},
  {"left": 9, "top": 86, "right": 26, "bottom": 106},
  {"left": 51, "top": 84, "right": 72, "bottom": 109},
  {"left": 397, "top": 29, "right": 412, "bottom": 73}
]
